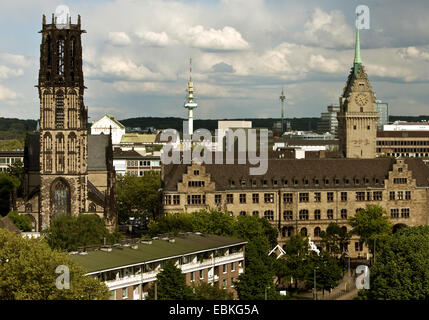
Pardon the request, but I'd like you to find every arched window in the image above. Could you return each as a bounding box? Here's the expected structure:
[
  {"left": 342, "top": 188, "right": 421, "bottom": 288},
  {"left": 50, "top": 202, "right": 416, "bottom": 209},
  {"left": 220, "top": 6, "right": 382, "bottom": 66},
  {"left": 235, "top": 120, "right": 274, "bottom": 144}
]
[
  {"left": 300, "top": 227, "right": 307, "bottom": 237},
  {"left": 252, "top": 210, "right": 259, "bottom": 217},
  {"left": 89, "top": 202, "right": 96, "bottom": 213},
  {"left": 56, "top": 133, "right": 65, "bottom": 172},
  {"left": 264, "top": 210, "right": 274, "bottom": 221},
  {"left": 314, "top": 227, "right": 321, "bottom": 237},
  {"left": 26, "top": 214, "right": 36, "bottom": 232},
  {"left": 287, "top": 226, "right": 294, "bottom": 237},
  {"left": 239, "top": 211, "right": 246, "bottom": 216},
  {"left": 299, "top": 209, "right": 309, "bottom": 220},
  {"left": 52, "top": 179, "right": 70, "bottom": 218}
]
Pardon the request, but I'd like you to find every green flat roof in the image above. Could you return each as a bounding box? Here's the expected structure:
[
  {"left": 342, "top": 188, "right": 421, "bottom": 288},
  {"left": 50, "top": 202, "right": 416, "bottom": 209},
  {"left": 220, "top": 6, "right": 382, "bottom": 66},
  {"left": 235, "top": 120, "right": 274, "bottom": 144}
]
[{"left": 69, "top": 233, "right": 246, "bottom": 274}]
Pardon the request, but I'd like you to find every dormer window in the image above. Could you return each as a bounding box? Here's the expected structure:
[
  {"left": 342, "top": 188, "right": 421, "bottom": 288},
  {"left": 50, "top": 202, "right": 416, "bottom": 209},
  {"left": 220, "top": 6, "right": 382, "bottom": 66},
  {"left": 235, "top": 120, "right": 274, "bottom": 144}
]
[
  {"left": 324, "top": 179, "right": 329, "bottom": 185},
  {"left": 230, "top": 180, "right": 235, "bottom": 187},
  {"left": 262, "top": 179, "right": 268, "bottom": 187},
  {"left": 252, "top": 179, "right": 257, "bottom": 187},
  {"left": 273, "top": 179, "right": 278, "bottom": 186},
  {"left": 283, "top": 179, "right": 288, "bottom": 186},
  {"left": 303, "top": 179, "right": 309, "bottom": 186},
  {"left": 241, "top": 179, "right": 246, "bottom": 186},
  {"left": 314, "top": 179, "right": 319, "bottom": 186}
]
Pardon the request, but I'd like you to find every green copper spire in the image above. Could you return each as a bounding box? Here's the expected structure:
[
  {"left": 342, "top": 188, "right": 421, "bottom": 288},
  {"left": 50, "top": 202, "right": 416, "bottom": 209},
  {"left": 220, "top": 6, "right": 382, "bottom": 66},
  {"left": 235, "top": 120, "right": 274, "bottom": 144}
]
[
  {"left": 354, "top": 26, "right": 362, "bottom": 65},
  {"left": 353, "top": 25, "right": 362, "bottom": 76}
]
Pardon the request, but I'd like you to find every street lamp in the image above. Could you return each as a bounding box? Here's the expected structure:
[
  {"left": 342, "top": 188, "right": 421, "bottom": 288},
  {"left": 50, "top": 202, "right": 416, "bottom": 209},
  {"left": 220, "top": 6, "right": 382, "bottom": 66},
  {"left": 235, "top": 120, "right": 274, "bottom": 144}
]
[{"left": 313, "top": 266, "right": 319, "bottom": 300}]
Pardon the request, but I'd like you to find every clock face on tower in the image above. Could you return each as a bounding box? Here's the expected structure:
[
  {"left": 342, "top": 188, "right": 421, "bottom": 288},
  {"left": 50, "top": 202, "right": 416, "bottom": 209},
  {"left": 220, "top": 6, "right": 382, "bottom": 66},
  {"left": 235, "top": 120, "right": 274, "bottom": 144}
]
[{"left": 355, "top": 93, "right": 368, "bottom": 106}]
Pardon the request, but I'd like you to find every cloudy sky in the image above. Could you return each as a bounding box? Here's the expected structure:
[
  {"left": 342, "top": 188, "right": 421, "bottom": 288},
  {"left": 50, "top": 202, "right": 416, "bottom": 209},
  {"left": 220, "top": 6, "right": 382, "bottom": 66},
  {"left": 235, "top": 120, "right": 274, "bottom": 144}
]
[{"left": 1, "top": 0, "right": 429, "bottom": 122}]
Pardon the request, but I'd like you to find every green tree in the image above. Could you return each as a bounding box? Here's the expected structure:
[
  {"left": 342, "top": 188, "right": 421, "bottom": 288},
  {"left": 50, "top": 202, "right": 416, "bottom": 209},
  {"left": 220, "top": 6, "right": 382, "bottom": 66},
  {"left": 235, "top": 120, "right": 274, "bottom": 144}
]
[
  {"left": 7, "top": 211, "right": 32, "bottom": 232},
  {"left": 147, "top": 260, "right": 195, "bottom": 300},
  {"left": 349, "top": 205, "right": 393, "bottom": 256},
  {"left": 281, "top": 234, "right": 314, "bottom": 290},
  {"left": 313, "top": 251, "right": 342, "bottom": 296},
  {"left": 0, "top": 228, "right": 110, "bottom": 300},
  {"left": 358, "top": 226, "right": 429, "bottom": 300},
  {"left": 192, "top": 281, "right": 234, "bottom": 300},
  {"left": 44, "top": 214, "right": 121, "bottom": 251},
  {"left": 320, "top": 222, "right": 350, "bottom": 255},
  {"left": 0, "top": 173, "right": 15, "bottom": 216},
  {"left": 116, "top": 171, "right": 161, "bottom": 223}
]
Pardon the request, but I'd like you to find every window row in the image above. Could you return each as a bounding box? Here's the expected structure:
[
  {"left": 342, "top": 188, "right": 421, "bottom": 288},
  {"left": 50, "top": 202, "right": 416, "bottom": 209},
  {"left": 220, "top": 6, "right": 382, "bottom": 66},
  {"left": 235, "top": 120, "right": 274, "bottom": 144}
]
[{"left": 390, "top": 208, "right": 410, "bottom": 218}]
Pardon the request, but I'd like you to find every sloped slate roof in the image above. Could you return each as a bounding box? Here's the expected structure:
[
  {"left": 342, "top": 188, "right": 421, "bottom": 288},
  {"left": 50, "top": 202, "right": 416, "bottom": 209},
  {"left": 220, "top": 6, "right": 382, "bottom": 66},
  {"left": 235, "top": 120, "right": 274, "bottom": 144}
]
[
  {"left": 88, "top": 134, "right": 110, "bottom": 171},
  {"left": 163, "top": 158, "right": 429, "bottom": 191}
]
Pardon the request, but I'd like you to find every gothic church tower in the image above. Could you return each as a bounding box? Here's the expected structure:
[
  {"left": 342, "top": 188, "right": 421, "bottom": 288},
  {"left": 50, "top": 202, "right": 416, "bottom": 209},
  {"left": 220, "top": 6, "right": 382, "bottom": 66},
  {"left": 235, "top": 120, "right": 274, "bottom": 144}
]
[
  {"left": 38, "top": 14, "right": 88, "bottom": 227},
  {"left": 337, "top": 27, "right": 378, "bottom": 158}
]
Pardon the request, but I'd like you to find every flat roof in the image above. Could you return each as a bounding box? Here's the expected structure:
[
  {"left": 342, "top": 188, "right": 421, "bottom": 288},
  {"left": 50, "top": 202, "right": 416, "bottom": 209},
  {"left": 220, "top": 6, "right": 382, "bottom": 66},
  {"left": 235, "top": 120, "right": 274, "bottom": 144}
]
[{"left": 69, "top": 233, "right": 246, "bottom": 274}]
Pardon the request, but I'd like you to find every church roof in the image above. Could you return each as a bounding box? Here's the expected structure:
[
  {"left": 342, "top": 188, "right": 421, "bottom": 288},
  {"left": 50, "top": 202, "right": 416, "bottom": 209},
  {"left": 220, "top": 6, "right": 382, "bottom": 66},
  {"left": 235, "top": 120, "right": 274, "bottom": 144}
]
[
  {"left": 88, "top": 134, "right": 110, "bottom": 171},
  {"left": 24, "top": 133, "right": 111, "bottom": 171}
]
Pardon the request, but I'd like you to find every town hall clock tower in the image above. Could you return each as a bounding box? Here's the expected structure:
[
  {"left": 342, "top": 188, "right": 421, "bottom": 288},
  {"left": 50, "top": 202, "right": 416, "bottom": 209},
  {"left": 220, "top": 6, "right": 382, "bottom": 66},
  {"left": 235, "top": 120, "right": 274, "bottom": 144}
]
[{"left": 337, "top": 27, "right": 379, "bottom": 158}]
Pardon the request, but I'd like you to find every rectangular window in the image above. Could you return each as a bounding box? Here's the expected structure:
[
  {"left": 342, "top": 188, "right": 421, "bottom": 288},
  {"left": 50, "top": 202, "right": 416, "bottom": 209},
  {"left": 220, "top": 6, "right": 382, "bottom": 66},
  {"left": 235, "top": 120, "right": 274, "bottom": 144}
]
[
  {"left": 173, "top": 195, "right": 180, "bottom": 205},
  {"left": 327, "top": 209, "right": 334, "bottom": 219},
  {"left": 389, "top": 191, "right": 395, "bottom": 200},
  {"left": 405, "top": 191, "right": 411, "bottom": 200},
  {"left": 397, "top": 191, "right": 403, "bottom": 200},
  {"left": 252, "top": 193, "right": 259, "bottom": 204},
  {"left": 223, "top": 264, "right": 227, "bottom": 274},
  {"left": 393, "top": 178, "right": 407, "bottom": 184},
  {"left": 264, "top": 193, "right": 274, "bottom": 203},
  {"left": 283, "top": 193, "right": 293, "bottom": 203},
  {"left": 164, "top": 195, "right": 171, "bottom": 205},
  {"left": 341, "top": 192, "right": 347, "bottom": 202},
  {"left": 355, "top": 242, "right": 363, "bottom": 252},
  {"left": 299, "top": 193, "right": 309, "bottom": 203},
  {"left": 239, "top": 194, "right": 246, "bottom": 204},
  {"left": 222, "top": 279, "right": 227, "bottom": 289},
  {"left": 390, "top": 208, "right": 399, "bottom": 218},
  {"left": 356, "top": 192, "right": 365, "bottom": 201},
  {"left": 373, "top": 191, "right": 382, "bottom": 201},
  {"left": 190, "top": 272, "right": 195, "bottom": 282},
  {"left": 327, "top": 192, "right": 334, "bottom": 202},
  {"left": 199, "top": 270, "right": 204, "bottom": 280},
  {"left": 314, "top": 192, "right": 321, "bottom": 202},
  {"left": 231, "top": 263, "right": 235, "bottom": 272},
  {"left": 226, "top": 194, "right": 233, "bottom": 204},
  {"left": 122, "top": 287, "right": 128, "bottom": 299},
  {"left": 401, "top": 208, "right": 410, "bottom": 218},
  {"left": 215, "top": 194, "right": 222, "bottom": 204}
]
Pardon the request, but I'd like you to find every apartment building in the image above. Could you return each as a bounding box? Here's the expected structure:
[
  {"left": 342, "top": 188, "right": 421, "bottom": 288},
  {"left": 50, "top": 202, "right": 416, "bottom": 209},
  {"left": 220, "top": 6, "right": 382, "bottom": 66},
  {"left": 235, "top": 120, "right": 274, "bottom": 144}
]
[
  {"left": 162, "top": 158, "right": 429, "bottom": 259},
  {"left": 69, "top": 233, "right": 246, "bottom": 300},
  {"left": 0, "top": 151, "right": 23, "bottom": 172}
]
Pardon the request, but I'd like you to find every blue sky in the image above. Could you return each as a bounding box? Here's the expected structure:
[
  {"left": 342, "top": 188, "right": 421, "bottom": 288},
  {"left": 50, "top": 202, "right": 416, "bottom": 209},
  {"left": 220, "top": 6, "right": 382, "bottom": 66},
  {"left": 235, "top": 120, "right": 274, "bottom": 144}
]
[{"left": 1, "top": 0, "right": 429, "bottom": 122}]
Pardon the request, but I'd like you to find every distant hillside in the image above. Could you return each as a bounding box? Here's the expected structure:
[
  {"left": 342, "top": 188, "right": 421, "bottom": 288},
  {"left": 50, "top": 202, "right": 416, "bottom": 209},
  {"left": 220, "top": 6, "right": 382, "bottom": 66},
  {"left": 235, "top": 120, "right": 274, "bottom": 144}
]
[
  {"left": 389, "top": 115, "right": 429, "bottom": 123},
  {"left": 0, "top": 117, "right": 37, "bottom": 141},
  {"left": 119, "top": 117, "right": 320, "bottom": 132}
]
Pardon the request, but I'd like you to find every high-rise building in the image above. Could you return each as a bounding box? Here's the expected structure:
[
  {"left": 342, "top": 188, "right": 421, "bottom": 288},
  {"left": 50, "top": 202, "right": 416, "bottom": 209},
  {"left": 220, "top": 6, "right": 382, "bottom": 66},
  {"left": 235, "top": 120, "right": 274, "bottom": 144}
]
[
  {"left": 317, "top": 105, "right": 340, "bottom": 137},
  {"left": 375, "top": 100, "right": 389, "bottom": 130},
  {"left": 337, "top": 26, "right": 379, "bottom": 158}
]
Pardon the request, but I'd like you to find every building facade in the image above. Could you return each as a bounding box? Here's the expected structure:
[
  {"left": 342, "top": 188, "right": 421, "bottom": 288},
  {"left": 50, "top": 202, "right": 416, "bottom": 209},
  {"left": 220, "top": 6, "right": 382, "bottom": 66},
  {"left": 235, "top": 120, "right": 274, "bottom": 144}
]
[
  {"left": 162, "top": 158, "right": 429, "bottom": 258},
  {"left": 0, "top": 151, "right": 23, "bottom": 172},
  {"left": 70, "top": 233, "right": 246, "bottom": 300},
  {"left": 376, "top": 131, "right": 429, "bottom": 158},
  {"left": 113, "top": 149, "right": 161, "bottom": 176},
  {"left": 375, "top": 100, "right": 389, "bottom": 130},
  {"left": 16, "top": 13, "right": 117, "bottom": 231},
  {"left": 91, "top": 114, "right": 126, "bottom": 145}
]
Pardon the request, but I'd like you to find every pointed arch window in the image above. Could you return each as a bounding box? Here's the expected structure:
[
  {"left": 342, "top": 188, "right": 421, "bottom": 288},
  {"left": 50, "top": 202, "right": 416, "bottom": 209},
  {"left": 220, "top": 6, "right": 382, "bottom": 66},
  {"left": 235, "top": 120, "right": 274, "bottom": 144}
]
[
  {"left": 52, "top": 179, "right": 70, "bottom": 218},
  {"left": 57, "top": 38, "right": 65, "bottom": 76}
]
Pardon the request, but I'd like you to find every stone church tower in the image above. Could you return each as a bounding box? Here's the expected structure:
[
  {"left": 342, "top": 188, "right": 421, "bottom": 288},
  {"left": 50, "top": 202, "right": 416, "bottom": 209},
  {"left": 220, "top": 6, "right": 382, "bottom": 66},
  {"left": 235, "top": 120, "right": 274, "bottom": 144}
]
[
  {"left": 337, "top": 27, "right": 379, "bottom": 158},
  {"left": 38, "top": 14, "right": 89, "bottom": 223},
  {"left": 16, "top": 13, "right": 118, "bottom": 232}
]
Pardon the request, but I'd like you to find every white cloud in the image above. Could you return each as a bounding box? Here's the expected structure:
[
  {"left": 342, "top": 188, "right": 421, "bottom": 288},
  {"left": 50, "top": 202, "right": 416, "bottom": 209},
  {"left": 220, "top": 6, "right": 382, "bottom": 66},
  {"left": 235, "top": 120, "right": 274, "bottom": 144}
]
[
  {"left": 107, "top": 32, "right": 131, "bottom": 46},
  {"left": 181, "top": 25, "right": 249, "bottom": 51},
  {"left": 0, "top": 65, "right": 24, "bottom": 79},
  {"left": 398, "top": 46, "right": 429, "bottom": 61},
  {"left": 308, "top": 54, "right": 342, "bottom": 73},
  {"left": 0, "top": 85, "right": 18, "bottom": 101},
  {"left": 136, "top": 31, "right": 172, "bottom": 47},
  {"left": 98, "top": 56, "right": 159, "bottom": 81},
  {"left": 0, "top": 53, "right": 31, "bottom": 67},
  {"left": 300, "top": 8, "right": 354, "bottom": 48}
]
